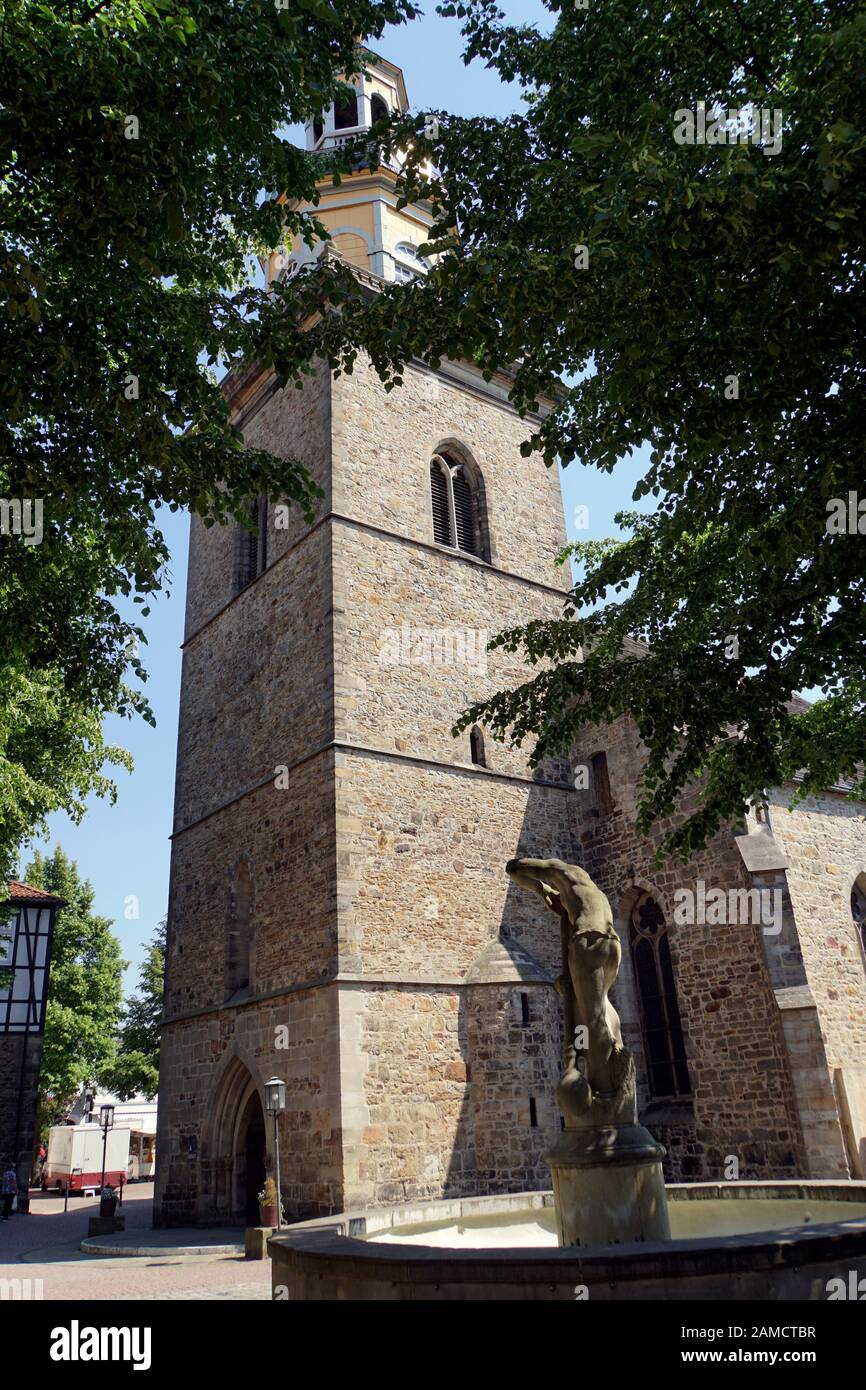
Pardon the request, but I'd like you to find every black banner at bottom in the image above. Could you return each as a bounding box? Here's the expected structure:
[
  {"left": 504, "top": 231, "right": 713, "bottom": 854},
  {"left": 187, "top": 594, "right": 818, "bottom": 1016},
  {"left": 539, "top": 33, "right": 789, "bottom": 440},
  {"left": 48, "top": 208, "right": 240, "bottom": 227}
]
[{"left": 4, "top": 1297, "right": 863, "bottom": 1378}]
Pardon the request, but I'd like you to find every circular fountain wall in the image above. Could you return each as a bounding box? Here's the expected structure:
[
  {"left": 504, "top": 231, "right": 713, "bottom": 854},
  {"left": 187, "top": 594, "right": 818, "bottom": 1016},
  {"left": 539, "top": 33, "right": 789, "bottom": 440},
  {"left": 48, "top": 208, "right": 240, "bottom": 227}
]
[{"left": 269, "top": 1182, "right": 866, "bottom": 1300}]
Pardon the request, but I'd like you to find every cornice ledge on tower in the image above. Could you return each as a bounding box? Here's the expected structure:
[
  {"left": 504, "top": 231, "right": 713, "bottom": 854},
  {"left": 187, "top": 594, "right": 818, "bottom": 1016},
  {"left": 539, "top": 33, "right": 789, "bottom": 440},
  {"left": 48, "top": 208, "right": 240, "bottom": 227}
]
[
  {"left": 220, "top": 248, "right": 560, "bottom": 424},
  {"left": 161, "top": 967, "right": 559, "bottom": 1029}
]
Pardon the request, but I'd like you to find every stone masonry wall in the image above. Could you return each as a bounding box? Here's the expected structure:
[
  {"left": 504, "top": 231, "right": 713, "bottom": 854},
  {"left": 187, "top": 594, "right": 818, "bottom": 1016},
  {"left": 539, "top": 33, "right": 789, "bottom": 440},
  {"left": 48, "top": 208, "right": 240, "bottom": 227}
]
[
  {"left": 345, "top": 984, "right": 468, "bottom": 1207},
  {"left": 332, "top": 520, "right": 572, "bottom": 782},
  {"left": 0, "top": 1034, "right": 43, "bottom": 1187},
  {"left": 155, "top": 985, "right": 342, "bottom": 1226},
  {"left": 571, "top": 714, "right": 807, "bottom": 1182},
  {"left": 334, "top": 753, "right": 575, "bottom": 981},
  {"left": 331, "top": 355, "right": 566, "bottom": 590},
  {"left": 184, "top": 366, "right": 331, "bottom": 642},
  {"left": 173, "top": 527, "right": 334, "bottom": 833},
  {"left": 0, "top": 1036, "right": 24, "bottom": 1166},
  {"left": 322, "top": 352, "right": 579, "bottom": 1203},
  {"left": 464, "top": 983, "right": 563, "bottom": 1193},
  {"left": 164, "top": 758, "right": 338, "bottom": 1020},
  {"left": 337, "top": 980, "right": 562, "bottom": 1211},
  {"left": 331, "top": 755, "right": 575, "bottom": 1204},
  {"left": 769, "top": 786, "right": 866, "bottom": 1073}
]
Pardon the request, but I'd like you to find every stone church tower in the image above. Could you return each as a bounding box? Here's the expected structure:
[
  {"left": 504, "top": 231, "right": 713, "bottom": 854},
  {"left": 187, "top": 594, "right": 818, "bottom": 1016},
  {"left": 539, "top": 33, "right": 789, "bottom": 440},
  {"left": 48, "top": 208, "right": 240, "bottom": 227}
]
[
  {"left": 155, "top": 54, "right": 866, "bottom": 1226},
  {"left": 155, "top": 54, "right": 575, "bottom": 1226}
]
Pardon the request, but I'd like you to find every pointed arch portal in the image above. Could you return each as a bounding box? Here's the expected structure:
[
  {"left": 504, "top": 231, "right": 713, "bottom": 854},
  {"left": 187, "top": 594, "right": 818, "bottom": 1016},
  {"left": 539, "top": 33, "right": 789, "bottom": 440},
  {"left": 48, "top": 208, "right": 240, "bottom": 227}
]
[{"left": 206, "top": 1056, "right": 268, "bottom": 1224}]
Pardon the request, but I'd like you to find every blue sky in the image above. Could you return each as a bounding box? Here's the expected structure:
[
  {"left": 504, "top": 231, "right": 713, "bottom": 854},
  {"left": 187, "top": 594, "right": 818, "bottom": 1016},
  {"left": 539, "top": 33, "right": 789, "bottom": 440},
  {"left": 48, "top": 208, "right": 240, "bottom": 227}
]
[{"left": 33, "top": 1, "right": 653, "bottom": 991}]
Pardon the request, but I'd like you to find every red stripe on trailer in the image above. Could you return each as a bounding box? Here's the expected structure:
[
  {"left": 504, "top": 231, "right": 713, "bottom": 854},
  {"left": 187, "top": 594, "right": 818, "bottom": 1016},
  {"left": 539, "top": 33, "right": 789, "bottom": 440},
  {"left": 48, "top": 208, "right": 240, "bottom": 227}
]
[{"left": 46, "top": 1169, "right": 126, "bottom": 1189}]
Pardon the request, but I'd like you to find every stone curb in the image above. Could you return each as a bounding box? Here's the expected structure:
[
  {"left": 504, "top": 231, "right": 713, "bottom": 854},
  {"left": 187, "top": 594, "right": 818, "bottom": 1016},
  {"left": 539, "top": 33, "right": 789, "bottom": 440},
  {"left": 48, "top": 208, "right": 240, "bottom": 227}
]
[{"left": 80, "top": 1237, "right": 244, "bottom": 1258}]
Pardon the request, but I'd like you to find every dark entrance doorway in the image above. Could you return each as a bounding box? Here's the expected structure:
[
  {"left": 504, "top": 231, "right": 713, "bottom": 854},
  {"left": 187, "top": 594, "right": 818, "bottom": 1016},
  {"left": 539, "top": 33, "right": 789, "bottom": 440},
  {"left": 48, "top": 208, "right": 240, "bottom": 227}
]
[{"left": 237, "top": 1090, "right": 267, "bottom": 1226}]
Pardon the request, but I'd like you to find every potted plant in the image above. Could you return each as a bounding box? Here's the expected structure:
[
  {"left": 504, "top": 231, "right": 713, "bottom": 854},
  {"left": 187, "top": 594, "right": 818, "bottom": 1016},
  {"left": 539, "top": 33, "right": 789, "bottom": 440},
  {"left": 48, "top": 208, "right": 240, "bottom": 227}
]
[{"left": 258, "top": 1177, "right": 278, "bottom": 1227}]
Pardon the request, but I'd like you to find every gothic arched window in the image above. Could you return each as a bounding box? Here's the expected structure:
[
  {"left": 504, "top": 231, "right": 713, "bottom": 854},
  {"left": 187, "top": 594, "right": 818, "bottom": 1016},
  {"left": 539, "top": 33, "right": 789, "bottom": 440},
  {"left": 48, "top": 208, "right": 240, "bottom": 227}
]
[
  {"left": 852, "top": 878, "right": 866, "bottom": 957},
  {"left": 629, "top": 893, "right": 692, "bottom": 1100},
  {"left": 470, "top": 725, "right": 486, "bottom": 767},
  {"left": 334, "top": 90, "right": 358, "bottom": 130},
  {"left": 429, "top": 453, "right": 487, "bottom": 560},
  {"left": 591, "top": 751, "right": 613, "bottom": 816},
  {"left": 226, "top": 860, "right": 253, "bottom": 997},
  {"left": 233, "top": 496, "right": 267, "bottom": 594}
]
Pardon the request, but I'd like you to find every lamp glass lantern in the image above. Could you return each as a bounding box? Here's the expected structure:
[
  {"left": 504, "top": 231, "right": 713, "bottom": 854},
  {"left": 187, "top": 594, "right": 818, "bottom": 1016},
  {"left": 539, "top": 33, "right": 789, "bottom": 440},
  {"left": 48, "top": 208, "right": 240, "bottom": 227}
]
[
  {"left": 265, "top": 1077, "right": 286, "bottom": 1114},
  {"left": 99, "top": 1103, "right": 115, "bottom": 1129}
]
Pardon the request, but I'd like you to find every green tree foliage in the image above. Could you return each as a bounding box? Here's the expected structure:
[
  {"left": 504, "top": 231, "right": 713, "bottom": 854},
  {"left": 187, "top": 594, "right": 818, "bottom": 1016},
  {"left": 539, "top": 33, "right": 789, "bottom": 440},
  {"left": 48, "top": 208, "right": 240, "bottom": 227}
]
[
  {"left": 1, "top": 670, "right": 134, "bottom": 893},
  {"left": 315, "top": 0, "right": 866, "bottom": 857},
  {"left": 23, "top": 847, "right": 125, "bottom": 1123},
  {"left": 101, "top": 918, "right": 165, "bottom": 1100},
  {"left": 0, "top": 0, "right": 416, "bottom": 881}
]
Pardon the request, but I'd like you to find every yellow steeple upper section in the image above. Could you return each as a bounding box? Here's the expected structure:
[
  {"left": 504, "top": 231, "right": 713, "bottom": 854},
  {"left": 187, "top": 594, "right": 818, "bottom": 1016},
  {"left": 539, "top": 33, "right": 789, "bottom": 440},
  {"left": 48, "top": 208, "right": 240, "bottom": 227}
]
[{"left": 266, "top": 52, "right": 436, "bottom": 288}]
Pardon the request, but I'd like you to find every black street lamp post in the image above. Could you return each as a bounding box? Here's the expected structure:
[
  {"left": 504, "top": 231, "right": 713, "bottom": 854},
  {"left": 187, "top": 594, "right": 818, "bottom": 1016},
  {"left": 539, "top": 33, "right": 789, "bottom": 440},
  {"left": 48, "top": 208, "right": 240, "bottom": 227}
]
[
  {"left": 264, "top": 1078, "right": 286, "bottom": 1230},
  {"left": 98, "top": 1103, "right": 114, "bottom": 1206}
]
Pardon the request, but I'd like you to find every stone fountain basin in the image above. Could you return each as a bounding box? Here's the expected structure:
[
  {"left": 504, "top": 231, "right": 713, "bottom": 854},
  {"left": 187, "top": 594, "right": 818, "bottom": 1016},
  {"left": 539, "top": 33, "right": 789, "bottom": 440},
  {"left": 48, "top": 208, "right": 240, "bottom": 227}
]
[{"left": 269, "top": 1181, "right": 866, "bottom": 1300}]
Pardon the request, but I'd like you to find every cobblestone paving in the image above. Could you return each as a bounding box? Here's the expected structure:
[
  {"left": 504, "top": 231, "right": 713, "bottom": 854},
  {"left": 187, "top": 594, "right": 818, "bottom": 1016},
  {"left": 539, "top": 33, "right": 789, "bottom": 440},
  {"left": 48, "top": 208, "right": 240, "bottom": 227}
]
[{"left": 0, "top": 1185, "right": 271, "bottom": 1301}]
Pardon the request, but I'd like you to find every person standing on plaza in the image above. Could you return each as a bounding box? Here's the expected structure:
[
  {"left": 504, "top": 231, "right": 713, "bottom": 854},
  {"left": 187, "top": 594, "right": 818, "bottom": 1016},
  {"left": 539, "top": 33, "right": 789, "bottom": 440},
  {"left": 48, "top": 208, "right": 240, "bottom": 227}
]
[{"left": 1, "top": 1165, "right": 17, "bottom": 1220}]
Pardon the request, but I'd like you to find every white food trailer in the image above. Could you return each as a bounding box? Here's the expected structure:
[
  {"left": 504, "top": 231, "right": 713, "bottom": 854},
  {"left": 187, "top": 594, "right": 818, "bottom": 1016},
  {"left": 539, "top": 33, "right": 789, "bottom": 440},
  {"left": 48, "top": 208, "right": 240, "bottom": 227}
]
[{"left": 43, "top": 1124, "right": 131, "bottom": 1194}]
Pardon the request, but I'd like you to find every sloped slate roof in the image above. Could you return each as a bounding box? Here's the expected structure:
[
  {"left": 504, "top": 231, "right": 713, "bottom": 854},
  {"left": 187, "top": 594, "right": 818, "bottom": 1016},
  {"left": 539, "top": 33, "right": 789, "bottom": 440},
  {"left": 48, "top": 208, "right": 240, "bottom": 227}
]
[{"left": 464, "top": 934, "right": 553, "bottom": 985}]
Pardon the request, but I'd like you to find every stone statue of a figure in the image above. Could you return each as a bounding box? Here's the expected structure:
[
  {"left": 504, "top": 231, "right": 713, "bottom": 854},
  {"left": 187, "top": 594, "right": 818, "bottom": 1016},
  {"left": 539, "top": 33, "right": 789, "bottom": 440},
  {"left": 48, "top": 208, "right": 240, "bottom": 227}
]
[
  {"left": 505, "top": 856, "right": 670, "bottom": 1246},
  {"left": 505, "top": 857, "right": 636, "bottom": 1127}
]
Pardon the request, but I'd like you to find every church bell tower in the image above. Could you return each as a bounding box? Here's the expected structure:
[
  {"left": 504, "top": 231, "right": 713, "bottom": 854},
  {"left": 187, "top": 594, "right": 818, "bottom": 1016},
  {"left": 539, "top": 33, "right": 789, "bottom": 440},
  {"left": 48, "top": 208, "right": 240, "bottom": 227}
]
[{"left": 154, "top": 53, "right": 576, "bottom": 1228}]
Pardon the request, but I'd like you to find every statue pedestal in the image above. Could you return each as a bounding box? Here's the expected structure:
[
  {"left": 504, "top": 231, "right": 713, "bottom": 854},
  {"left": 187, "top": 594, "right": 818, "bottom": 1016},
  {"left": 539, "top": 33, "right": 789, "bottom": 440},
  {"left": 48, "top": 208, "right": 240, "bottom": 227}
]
[{"left": 546, "top": 1124, "right": 670, "bottom": 1247}]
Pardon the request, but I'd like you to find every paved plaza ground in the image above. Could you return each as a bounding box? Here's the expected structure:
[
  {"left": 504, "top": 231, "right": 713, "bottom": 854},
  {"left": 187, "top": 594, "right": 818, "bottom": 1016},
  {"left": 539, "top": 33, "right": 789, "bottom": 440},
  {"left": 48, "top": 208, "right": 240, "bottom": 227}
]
[{"left": 0, "top": 1183, "right": 271, "bottom": 1300}]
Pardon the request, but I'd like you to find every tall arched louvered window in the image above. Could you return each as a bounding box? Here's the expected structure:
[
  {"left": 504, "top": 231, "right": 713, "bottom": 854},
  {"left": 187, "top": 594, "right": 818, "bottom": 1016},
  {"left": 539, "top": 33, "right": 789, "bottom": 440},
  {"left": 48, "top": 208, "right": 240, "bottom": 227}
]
[
  {"left": 233, "top": 496, "right": 267, "bottom": 594},
  {"left": 429, "top": 453, "right": 486, "bottom": 559},
  {"left": 452, "top": 469, "right": 475, "bottom": 551},
  {"left": 430, "top": 459, "right": 451, "bottom": 545},
  {"left": 629, "top": 894, "right": 692, "bottom": 1100}
]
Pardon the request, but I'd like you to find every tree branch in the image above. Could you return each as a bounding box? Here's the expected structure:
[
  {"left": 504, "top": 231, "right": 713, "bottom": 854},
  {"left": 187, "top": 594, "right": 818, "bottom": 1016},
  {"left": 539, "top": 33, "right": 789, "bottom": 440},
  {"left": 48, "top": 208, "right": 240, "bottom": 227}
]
[
  {"left": 725, "top": 0, "right": 773, "bottom": 88},
  {"left": 683, "top": 6, "right": 772, "bottom": 93}
]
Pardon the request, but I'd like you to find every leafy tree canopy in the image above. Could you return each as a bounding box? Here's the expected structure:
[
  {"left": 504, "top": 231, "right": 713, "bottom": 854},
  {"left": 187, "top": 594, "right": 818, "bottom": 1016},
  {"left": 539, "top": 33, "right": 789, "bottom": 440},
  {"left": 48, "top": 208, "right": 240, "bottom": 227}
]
[
  {"left": 100, "top": 917, "right": 165, "bottom": 1100},
  {"left": 0, "top": 0, "right": 416, "bottom": 881},
  {"left": 310, "top": 0, "right": 866, "bottom": 857},
  {"left": 23, "top": 846, "right": 125, "bottom": 1123}
]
